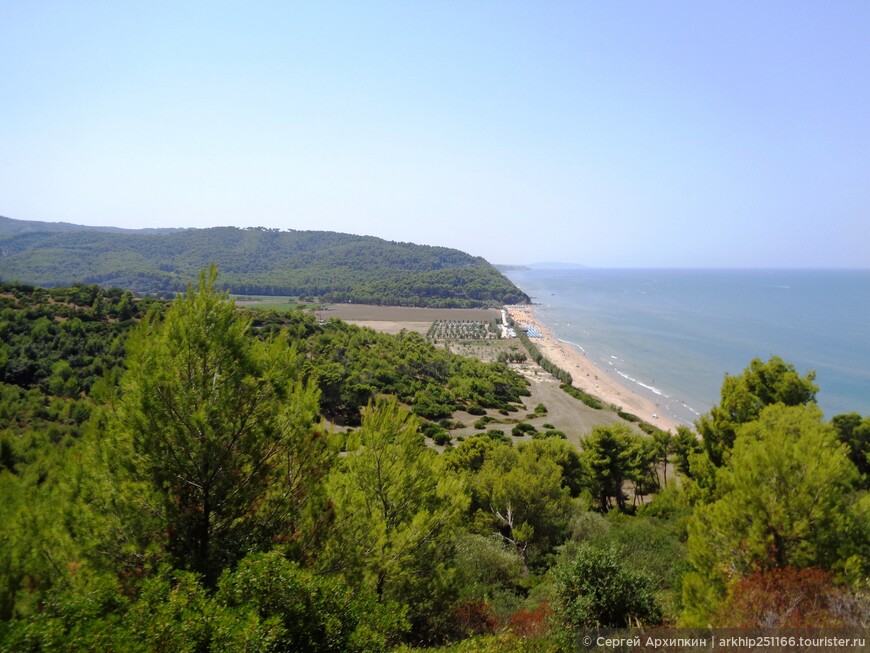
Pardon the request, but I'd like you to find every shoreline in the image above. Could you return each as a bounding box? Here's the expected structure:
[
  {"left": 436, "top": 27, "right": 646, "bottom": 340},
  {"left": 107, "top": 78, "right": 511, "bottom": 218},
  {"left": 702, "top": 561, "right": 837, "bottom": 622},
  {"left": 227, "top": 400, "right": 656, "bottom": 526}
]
[{"left": 505, "top": 304, "right": 684, "bottom": 433}]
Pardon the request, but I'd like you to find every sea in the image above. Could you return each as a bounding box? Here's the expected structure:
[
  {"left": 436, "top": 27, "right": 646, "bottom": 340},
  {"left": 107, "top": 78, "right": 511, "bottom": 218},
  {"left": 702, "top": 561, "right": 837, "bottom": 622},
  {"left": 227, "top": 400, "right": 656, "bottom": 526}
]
[{"left": 503, "top": 268, "right": 870, "bottom": 426}]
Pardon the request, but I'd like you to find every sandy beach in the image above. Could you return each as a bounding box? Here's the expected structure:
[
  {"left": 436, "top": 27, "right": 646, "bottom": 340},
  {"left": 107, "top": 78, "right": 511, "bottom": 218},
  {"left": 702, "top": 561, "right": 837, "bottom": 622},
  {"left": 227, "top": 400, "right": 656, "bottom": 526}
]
[{"left": 505, "top": 305, "right": 682, "bottom": 433}]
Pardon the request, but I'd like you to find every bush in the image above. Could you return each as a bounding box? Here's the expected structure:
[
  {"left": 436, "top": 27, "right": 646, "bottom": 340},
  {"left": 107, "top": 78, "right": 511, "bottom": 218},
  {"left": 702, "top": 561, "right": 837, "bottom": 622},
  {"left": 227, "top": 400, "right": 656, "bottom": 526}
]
[
  {"left": 449, "top": 600, "right": 499, "bottom": 638},
  {"left": 559, "top": 384, "right": 603, "bottom": 410},
  {"left": 511, "top": 422, "right": 537, "bottom": 437},
  {"left": 421, "top": 422, "right": 448, "bottom": 441},
  {"left": 485, "top": 430, "right": 511, "bottom": 443},
  {"left": 433, "top": 431, "right": 452, "bottom": 446},
  {"left": 638, "top": 421, "right": 666, "bottom": 436},
  {"left": 553, "top": 544, "right": 662, "bottom": 632},
  {"left": 474, "top": 415, "right": 496, "bottom": 430},
  {"left": 506, "top": 603, "right": 552, "bottom": 639},
  {"left": 713, "top": 567, "right": 870, "bottom": 628},
  {"left": 532, "top": 430, "right": 566, "bottom": 440}
]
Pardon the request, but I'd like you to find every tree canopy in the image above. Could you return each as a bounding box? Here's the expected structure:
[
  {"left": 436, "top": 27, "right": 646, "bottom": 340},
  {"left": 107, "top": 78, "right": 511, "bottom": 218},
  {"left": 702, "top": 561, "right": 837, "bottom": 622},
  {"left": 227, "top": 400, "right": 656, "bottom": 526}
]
[
  {"left": 2, "top": 274, "right": 869, "bottom": 650},
  {"left": 0, "top": 220, "right": 529, "bottom": 307}
]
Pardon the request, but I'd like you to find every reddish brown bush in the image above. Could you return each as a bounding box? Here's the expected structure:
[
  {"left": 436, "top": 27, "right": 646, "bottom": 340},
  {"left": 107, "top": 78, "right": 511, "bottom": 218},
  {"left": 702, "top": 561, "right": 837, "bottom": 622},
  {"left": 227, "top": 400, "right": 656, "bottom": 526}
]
[
  {"left": 716, "top": 567, "right": 868, "bottom": 628},
  {"left": 452, "top": 600, "right": 499, "bottom": 637},
  {"left": 506, "top": 602, "right": 553, "bottom": 638}
]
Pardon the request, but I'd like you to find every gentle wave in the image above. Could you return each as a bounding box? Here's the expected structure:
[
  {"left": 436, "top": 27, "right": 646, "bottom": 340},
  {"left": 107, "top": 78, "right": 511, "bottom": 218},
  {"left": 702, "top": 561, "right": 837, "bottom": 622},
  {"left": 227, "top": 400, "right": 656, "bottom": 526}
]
[
  {"left": 557, "top": 338, "right": 586, "bottom": 354},
  {"left": 615, "top": 370, "right": 668, "bottom": 398}
]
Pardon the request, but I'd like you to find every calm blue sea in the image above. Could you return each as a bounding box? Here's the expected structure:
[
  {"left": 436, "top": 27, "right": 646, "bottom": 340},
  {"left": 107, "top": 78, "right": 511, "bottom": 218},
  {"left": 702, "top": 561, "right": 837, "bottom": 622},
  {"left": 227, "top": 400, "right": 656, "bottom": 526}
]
[{"left": 504, "top": 268, "right": 870, "bottom": 426}]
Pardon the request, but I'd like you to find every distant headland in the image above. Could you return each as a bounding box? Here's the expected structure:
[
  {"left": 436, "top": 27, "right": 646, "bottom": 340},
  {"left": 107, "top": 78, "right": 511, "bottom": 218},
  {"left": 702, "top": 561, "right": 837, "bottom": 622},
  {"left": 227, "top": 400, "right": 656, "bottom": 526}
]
[{"left": 0, "top": 215, "right": 529, "bottom": 308}]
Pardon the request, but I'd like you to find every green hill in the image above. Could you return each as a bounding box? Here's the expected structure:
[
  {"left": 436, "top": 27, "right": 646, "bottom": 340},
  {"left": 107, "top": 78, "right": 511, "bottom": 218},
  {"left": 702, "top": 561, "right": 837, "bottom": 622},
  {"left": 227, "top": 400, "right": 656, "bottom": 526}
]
[{"left": 0, "top": 217, "right": 529, "bottom": 307}]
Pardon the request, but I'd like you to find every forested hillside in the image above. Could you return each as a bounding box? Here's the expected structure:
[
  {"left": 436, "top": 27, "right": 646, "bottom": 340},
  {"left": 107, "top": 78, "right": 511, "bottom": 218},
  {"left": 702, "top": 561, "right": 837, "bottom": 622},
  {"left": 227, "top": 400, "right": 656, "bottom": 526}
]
[
  {"left": 1, "top": 275, "right": 868, "bottom": 652},
  {"left": 0, "top": 217, "right": 528, "bottom": 307}
]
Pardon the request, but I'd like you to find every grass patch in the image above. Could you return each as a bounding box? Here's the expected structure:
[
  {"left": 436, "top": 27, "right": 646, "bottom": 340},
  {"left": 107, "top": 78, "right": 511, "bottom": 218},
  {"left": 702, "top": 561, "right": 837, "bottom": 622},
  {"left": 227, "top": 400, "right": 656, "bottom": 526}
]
[{"left": 232, "top": 294, "right": 304, "bottom": 311}]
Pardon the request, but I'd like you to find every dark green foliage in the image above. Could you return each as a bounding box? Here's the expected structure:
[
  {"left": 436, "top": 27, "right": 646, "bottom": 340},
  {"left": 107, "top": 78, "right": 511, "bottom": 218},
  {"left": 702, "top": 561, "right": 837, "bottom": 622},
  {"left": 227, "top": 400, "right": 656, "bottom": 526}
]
[
  {"left": 485, "top": 429, "right": 511, "bottom": 443},
  {"left": 515, "top": 328, "right": 573, "bottom": 385},
  {"left": 118, "top": 267, "right": 327, "bottom": 585},
  {"left": 637, "top": 421, "right": 665, "bottom": 436},
  {"left": 682, "top": 404, "right": 868, "bottom": 626},
  {"left": 0, "top": 222, "right": 529, "bottom": 308},
  {"left": 5, "top": 275, "right": 868, "bottom": 648},
  {"left": 292, "top": 319, "right": 529, "bottom": 426},
  {"left": 672, "top": 426, "right": 703, "bottom": 478},
  {"left": 564, "top": 511, "right": 692, "bottom": 618},
  {"left": 511, "top": 422, "right": 537, "bottom": 437},
  {"left": 496, "top": 350, "right": 527, "bottom": 364},
  {"left": 3, "top": 555, "right": 402, "bottom": 652},
  {"left": 831, "top": 412, "right": 870, "bottom": 484},
  {"left": 532, "top": 429, "right": 566, "bottom": 440},
  {"left": 697, "top": 356, "right": 818, "bottom": 466},
  {"left": 433, "top": 431, "right": 453, "bottom": 446},
  {"left": 559, "top": 383, "right": 603, "bottom": 409},
  {"left": 216, "top": 551, "right": 404, "bottom": 652},
  {"left": 0, "top": 282, "right": 154, "bottom": 394},
  {"left": 582, "top": 425, "right": 655, "bottom": 512},
  {"left": 553, "top": 544, "right": 663, "bottom": 630}
]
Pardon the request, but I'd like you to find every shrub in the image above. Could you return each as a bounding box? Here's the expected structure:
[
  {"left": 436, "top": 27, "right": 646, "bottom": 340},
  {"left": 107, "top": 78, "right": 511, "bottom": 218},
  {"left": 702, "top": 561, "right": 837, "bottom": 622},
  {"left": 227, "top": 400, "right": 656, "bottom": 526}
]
[
  {"left": 433, "top": 431, "right": 452, "bottom": 446},
  {"left": 511, "top": 422, "right": 537, "bottom": 437},
  {"left": 506, "top": 602, "right": 552, "bottom": 639},
  {"left": 714, "top": 567, "right": 870, "bottom": 628},
  {"left": 533, "top": 430, "right": 566, "bottom": 440},
  {"left": 450, "top": 600, "right": 499, "bottom": 638},
  {"left": 560, "top": 384, "right": 603, "bottom": 409},
  {"left": 474, "top": 416, "right": 496, "bottom": 430},
  {"left": 553, "top": 544, "right": 662, "bottom": 630},
  {"left": 485, "top": 430, "right": 511, "bottom": 443}
]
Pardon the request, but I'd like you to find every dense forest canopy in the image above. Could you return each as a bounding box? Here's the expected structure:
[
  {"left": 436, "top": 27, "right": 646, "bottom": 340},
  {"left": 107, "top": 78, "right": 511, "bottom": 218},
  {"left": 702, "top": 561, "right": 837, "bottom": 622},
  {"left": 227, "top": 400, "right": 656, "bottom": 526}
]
[
  {"left": 0, "top": 217, "right": 529, "bottom": 307},
  {"left": 0, "top": 275, "right": 868, "bottom": 651}
]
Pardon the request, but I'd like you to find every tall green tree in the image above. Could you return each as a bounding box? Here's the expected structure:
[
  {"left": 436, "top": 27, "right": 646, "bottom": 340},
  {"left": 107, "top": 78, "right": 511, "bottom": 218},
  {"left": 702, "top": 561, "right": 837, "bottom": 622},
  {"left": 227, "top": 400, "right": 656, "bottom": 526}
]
[
  {"left": 682, "top": 404, "right": 869, "bottom": 625},
  {"left": 582, "top": 424, "right": 640, "bottom": 512},
  {"left": 118, "top": 266, "right": 326, "bottom": 584},
  {"left": 323, "top": 397, "right": 468, "bottom": 633},
  {"left": 697, "top": 356, "right": 817, "bottom": 466},
  {"left": 473, "top": 441, "right": 574, "bottom": 570}
]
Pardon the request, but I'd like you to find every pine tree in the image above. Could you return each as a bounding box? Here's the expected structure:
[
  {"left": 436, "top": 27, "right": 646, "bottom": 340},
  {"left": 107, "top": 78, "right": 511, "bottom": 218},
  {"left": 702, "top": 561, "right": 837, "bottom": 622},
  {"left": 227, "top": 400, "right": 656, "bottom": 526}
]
[{"left": 119, "top": 266, "right": 326, "bottom": 584}]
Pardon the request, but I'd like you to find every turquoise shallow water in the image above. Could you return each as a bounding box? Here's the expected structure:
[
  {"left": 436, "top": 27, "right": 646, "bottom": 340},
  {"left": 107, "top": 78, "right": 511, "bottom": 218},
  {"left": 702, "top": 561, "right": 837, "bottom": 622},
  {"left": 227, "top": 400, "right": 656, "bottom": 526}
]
[{"left": 504, "top": 269, "right": 870, "bottom": 425}]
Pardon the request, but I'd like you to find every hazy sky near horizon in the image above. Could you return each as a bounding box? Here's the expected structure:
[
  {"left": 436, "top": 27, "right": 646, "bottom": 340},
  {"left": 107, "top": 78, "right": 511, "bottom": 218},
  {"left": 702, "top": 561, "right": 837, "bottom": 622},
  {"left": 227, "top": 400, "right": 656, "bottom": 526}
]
[{"left": 2, "top": 2, "right": 868, "bottom": 267}]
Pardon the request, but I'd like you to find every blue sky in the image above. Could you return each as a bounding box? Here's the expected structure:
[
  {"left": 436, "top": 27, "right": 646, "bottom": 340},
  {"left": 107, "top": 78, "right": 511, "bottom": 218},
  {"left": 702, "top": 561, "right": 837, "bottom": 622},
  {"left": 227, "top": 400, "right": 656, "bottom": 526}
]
[{"left": 2, "top": 2, "right": 868, "bottom": 267}]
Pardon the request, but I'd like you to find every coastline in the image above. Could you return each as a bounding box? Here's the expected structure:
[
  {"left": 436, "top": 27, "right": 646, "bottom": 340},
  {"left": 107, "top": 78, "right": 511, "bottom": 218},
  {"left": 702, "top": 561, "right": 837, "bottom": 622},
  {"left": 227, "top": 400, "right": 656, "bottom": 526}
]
[{"left": 505, "top": 304, "right": 683, "bottom": 433}]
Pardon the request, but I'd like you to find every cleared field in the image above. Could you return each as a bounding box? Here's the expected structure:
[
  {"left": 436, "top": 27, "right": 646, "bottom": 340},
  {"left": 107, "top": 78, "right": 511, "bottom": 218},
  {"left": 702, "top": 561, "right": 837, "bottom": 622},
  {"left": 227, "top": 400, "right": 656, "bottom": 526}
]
[
  {"left": 317, "top": 304, "right": 501, "bottom": 335},
  {"left": 232, "top": 294, "right": 301, "bottom": 311}
]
